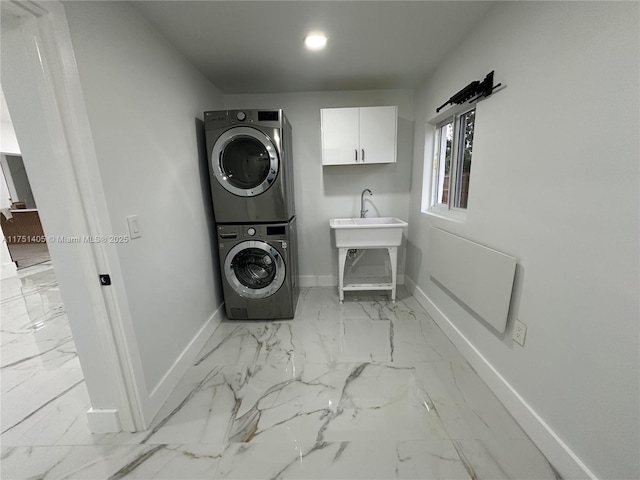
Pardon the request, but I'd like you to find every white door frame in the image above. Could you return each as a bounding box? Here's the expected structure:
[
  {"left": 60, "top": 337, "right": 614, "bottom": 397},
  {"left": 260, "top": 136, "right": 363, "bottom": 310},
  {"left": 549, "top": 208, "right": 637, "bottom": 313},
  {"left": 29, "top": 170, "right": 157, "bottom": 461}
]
[{"left": 1, "top": 0, "right": 146, "bottom": 432}]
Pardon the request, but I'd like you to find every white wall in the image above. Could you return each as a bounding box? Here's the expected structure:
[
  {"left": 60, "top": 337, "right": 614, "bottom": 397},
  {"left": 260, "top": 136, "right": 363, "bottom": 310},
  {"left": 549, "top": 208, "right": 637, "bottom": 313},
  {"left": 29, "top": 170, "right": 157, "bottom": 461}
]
[
  {"left": 406, "top": 3, "right": 639, "bottom": 479},
  {"left": 1, "top": 89, "right": 20, "bottom": 209},
  {"left": 63, "top": 1, "right": 225, "bottom": 394},
  {"left": 224, "top": 90, "right": 414, "bottom": 285},
  {"left": 0, "top": 165, "right": 13, "bottom": 209},
  {"left": 0, "top": 95, "right": 16, "bottom": 272},
  {"left": 1, "top": 89, "right": 21, "bottom": 155}
]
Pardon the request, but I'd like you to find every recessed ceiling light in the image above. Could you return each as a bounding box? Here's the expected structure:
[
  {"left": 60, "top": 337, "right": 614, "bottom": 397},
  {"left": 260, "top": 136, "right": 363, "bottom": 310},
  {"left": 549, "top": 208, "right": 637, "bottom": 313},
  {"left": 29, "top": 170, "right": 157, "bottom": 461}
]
[{"left": 304, "top": 32, "right": 328, "bottom": 51}]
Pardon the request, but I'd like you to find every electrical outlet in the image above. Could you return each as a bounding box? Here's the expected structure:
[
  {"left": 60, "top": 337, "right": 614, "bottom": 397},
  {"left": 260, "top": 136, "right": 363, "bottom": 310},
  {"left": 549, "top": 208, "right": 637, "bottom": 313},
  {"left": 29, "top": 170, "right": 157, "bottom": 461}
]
[{"left": 512, "top": 319, "right": 527, "bottom": 347}]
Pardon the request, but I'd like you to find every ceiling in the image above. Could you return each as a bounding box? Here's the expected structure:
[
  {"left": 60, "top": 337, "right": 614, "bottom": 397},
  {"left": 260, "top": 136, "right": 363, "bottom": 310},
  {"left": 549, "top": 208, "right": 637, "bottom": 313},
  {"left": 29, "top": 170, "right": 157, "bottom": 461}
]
[{"left": 131, "top": 1, "right": 495, "bottom": 94}]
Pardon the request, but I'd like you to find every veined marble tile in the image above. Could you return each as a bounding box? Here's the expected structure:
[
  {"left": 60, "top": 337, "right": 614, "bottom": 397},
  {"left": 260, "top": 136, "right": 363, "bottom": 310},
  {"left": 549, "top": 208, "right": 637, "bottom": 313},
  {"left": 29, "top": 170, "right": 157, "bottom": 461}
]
[
  {"left": 194, "top": 322, "right": 265, "bottom": 366},
  {"left": 1, "top": 368, "right": 89, "bottom": 447},
  {"left": 292, "top": 315, "right": 393, "bottom": 364},
  {"left": 413, "top": 360, "right": 533, "bottom": 442},
  {"left": 317, "top": 363, "right": 449, "bottom": 442},
  {"left": 0, "top": 289, "right": 65, "bottom": 331},
  {"left": 0, "top": 315, "right": 79, "bottom": 370},
  {"left": 138, "top": 365, "right": 251, "bottom": 446},
  {"left": 452, "top": 438, "right": 561, "bottom": 479},
  {"left": 195, "top": 287, "right": 460, "bottom": 367},
  {"left": 391, "top": 313, "right": 461, "bottom": 363},
  {"left": 0, "top": 263, "right": 75, "bottom": 371},
  {"left": 0, "top": 300, "right": 66, "bottom": 329},
  {"left": 195, "top": 320, "right": 304, "bottom": 368},
  {"left": 233, "top": 363, "right": 337, "bottom": 418},
  {"left": 225, "top": 362, "right": 449, "bottom": 445},
  {"left": 0, "top": 443, "right": 224, "bottom": 479},
  {"left": 341, "top": 290, "right": 425, "bottom": 322},
  {"left": 216, "top": 439, "right": 559, "bottom": 479},
  {"left": 395, "top": 439, "right": 472, "bottom": 479},
  {"left": 216, "top": 440, "right": 392, "bottom": 479},
  {"left": 0, "top": 441, "right": 558, "bottom": 480},
  {"left": 228, "top": 363, "right": 353, "bottom": 444},
  {"left": 293, "top": 287, "right": 343, "bottom": 319},
  {"left": 1, "top": 264, "right": 60, "bottom": 307},
  {"left": 294, "top": 287, "right": 393, "bottom": 321},
  {"left": 291, "top": 287, "right": 460, "bottom": 365},
  {"left": 295, "top": 308, "right": 458, "bottom": 365},
  {"left": 216, "top": 440, "right": 473, "bottom": 480},
  {"left": 0, "top": 263, "right": 560, "bottom": 479},
  {"left": 0, "top": 368, "right": 134, "bottom": 447}
]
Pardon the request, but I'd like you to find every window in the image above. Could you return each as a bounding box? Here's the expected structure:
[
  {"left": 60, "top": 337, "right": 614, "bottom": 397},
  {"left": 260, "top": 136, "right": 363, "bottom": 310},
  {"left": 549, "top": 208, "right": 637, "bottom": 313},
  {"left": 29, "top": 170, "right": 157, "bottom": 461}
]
[{"left": 430, "top": 107, "right": 475, "bottom": 212}]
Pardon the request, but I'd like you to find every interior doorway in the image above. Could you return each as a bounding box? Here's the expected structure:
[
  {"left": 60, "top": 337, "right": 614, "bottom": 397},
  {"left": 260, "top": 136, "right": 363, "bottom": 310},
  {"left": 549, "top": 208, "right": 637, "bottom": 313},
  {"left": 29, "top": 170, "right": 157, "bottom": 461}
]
[
  {"left": 1, "top": 1, "right": 144, "bottom": 432},
  {"left": 1, "top": 152, "right": 52, "bottom": 269}
]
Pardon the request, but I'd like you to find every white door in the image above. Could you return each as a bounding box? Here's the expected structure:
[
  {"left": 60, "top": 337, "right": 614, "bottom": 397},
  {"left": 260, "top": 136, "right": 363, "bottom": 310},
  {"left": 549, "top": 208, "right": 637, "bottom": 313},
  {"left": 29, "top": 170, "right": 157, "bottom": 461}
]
[
  {"left": 321, "top": 107, "right": 359, "bottom": 165},
  {"left": 359, "top": 106, "right": 397, "bottom": 164}
]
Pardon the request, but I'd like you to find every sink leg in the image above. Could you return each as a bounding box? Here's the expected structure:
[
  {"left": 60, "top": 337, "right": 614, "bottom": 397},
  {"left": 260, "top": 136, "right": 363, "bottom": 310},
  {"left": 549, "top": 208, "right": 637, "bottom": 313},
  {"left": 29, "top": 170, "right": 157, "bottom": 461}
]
[
  {"left": 388, "top": 246, "right": 398, "bottom": 302},
  {"left": 338, "top": 248, "right": 347, "bottom": 303}
]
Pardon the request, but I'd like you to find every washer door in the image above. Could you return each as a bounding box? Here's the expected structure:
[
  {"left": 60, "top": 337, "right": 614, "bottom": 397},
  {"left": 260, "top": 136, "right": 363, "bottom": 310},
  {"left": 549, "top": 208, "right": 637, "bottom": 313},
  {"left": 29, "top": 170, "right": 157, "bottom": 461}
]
[
  {"left": 225, "top": 240, "right": 285, "bottom": 299},
  {"left": 211, "top": 126, "right": 279, "bottom": 197}
]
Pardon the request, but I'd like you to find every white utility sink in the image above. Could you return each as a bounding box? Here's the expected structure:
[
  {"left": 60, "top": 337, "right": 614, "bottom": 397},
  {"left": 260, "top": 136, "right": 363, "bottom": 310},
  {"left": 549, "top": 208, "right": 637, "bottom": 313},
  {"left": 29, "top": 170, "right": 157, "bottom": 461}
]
[
  {"left": 330, "top": 217, "right": 408, "bottom": 302},
  {"left": 329, "top": 217, "right": 408, "bottom": 248}
]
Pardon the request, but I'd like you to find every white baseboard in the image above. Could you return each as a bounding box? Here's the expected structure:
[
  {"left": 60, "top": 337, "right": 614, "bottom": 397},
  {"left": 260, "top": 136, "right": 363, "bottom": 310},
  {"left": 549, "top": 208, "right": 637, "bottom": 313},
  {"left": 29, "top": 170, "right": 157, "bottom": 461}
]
[
  {"left": 86, "top": 408, "right": 120, "bottom": 434},
  {"left": 1, "top": 262, "right": 18, "bottom": 279},
  {"left": 404, "top": 276, "right": 596, "bottom": 480},
  {"left": 299, "top": 274, "right": 405, "bottom": 288},
  {"left": 1, "top": 240, "right": 17, "bottom": 279},
  {"left": 144, "top": 304, "right": 224, "bottom": 422}
]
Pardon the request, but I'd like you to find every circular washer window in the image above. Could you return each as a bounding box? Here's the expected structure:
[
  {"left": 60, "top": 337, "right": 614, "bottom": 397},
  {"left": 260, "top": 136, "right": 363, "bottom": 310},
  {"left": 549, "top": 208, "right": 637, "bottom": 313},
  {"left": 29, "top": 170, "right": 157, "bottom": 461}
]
[
  {"left": 211, "top": 127, "right": 278, "bottom": 197},
  {"left": 224, "top": 240, "right": 285, "bottom": 299}
]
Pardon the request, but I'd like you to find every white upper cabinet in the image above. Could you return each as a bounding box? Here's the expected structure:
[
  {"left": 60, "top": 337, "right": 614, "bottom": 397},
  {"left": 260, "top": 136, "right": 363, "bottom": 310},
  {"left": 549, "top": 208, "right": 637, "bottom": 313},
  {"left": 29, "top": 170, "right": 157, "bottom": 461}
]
[
  {"left": 321, "top": 106, "right": 397, "bottom": 165},
  {"left": 358, "top": 106, "right": 398, "bottom": 164},
  {"left": 321, "top": 107, "right": 360, "bottom": 165}
]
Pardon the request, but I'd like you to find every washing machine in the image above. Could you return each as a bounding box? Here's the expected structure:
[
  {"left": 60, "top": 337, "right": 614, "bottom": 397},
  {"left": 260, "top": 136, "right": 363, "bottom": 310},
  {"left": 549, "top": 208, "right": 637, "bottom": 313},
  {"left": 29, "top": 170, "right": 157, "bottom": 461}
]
[
  {"left": 217, "top": 219, "right": 299, "bottom": 320},
  {"left": 205, "top": 109, "right": 295, "bottom": 224}
]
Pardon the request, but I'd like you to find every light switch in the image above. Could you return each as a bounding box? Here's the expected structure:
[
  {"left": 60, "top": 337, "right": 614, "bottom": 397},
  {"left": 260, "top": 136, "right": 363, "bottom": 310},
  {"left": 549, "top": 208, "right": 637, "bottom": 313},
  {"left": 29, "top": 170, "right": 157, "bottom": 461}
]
[{"left": 127, "top": 215, "right": 141, "bottom": 239}]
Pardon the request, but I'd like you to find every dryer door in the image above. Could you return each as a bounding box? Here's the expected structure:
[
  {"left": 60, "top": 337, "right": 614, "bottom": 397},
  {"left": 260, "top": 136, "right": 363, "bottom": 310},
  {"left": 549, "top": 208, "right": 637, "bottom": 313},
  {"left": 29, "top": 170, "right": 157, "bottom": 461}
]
[
  {"left": 224, "top": 240, "right": 285, "bottom": 299},
  {"left": 211, "top": 126, "right": 279, "bottom": 197}
]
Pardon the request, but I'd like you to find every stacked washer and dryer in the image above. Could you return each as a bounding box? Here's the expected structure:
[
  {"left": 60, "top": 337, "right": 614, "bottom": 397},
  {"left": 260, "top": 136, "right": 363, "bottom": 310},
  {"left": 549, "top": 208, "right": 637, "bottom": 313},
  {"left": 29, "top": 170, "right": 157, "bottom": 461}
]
[{"left": 205, "top": 109, "right": 299, "bottom": 320}]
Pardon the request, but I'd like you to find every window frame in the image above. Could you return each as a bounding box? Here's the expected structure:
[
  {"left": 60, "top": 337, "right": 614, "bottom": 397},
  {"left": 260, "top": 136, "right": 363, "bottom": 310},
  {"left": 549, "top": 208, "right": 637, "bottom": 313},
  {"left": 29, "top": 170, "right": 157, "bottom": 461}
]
[{"left": 425, "top": 104, "right": 476, "bottom": 219}]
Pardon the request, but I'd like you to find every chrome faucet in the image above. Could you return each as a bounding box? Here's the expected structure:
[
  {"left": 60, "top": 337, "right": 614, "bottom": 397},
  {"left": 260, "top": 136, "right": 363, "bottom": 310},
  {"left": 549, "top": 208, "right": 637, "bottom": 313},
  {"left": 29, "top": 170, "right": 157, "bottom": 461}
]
[{"left": 360, "top": 189, "right": 372, "bottom": 218}]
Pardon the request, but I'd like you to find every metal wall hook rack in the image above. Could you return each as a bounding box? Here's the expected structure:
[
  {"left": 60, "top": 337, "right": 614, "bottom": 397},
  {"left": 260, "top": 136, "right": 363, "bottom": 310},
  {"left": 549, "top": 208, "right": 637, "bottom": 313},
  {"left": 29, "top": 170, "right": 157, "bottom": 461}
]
[{"left": 436, "top": 71, "right": 502, "bottom": 113}]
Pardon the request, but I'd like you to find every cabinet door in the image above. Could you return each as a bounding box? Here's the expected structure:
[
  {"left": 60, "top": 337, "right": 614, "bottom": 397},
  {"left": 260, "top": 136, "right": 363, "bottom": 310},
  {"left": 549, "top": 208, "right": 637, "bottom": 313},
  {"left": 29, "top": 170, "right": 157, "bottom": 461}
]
[
  {"left": 321, "top": 107, "right": 360, "bottom": 165},
  {"left": 359, "top": 106, "right": 397, "bottom": 164}
]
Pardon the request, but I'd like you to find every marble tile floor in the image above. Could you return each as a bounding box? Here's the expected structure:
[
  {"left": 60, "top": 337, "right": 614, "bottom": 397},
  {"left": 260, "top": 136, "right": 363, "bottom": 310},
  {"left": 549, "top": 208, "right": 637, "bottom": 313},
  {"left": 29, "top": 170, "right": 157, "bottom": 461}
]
[
  {"left": 6, "top": 242, "right": 52, "bottom": 270},
  {"left": 0, "top": 262, "right": 561, "bottom": 479}
]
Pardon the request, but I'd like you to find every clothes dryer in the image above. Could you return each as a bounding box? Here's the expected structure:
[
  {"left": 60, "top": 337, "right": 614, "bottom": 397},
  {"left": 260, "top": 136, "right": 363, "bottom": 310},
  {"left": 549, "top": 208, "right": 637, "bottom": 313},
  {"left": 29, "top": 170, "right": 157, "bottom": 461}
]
[
  {"left": 217, "top": 219, "right": 299, "bottom": 320},
  {"left": 205, "top": 109, "right": 295, "bottom": 224}
]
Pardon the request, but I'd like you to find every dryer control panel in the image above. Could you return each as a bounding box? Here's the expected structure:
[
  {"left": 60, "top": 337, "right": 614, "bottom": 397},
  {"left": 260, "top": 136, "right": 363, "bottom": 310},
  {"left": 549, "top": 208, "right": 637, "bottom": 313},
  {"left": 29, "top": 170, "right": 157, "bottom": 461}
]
[
  {"left": 204, "top": 109, "right": 283, "bottom": 129},
  {"left": 218, "top": 223, "right": 289, "bottom": 241}
]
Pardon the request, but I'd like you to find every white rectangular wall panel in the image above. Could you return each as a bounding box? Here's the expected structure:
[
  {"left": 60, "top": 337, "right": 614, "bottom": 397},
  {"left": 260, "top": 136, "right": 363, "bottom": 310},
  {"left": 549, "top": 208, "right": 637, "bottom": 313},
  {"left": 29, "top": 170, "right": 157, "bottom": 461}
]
[{"left": 426, "top": 227, "right": 516, "bottom": 333}]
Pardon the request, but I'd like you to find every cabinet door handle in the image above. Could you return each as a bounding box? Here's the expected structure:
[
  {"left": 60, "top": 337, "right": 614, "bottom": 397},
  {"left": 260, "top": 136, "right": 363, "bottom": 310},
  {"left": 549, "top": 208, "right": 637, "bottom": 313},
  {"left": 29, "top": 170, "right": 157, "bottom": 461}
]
[
  {"left": 355, "top": 149, "right": 358, "bottom": 162},
  {"left": 362, "top": 149, "right": 365, "bottom": 162}
]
